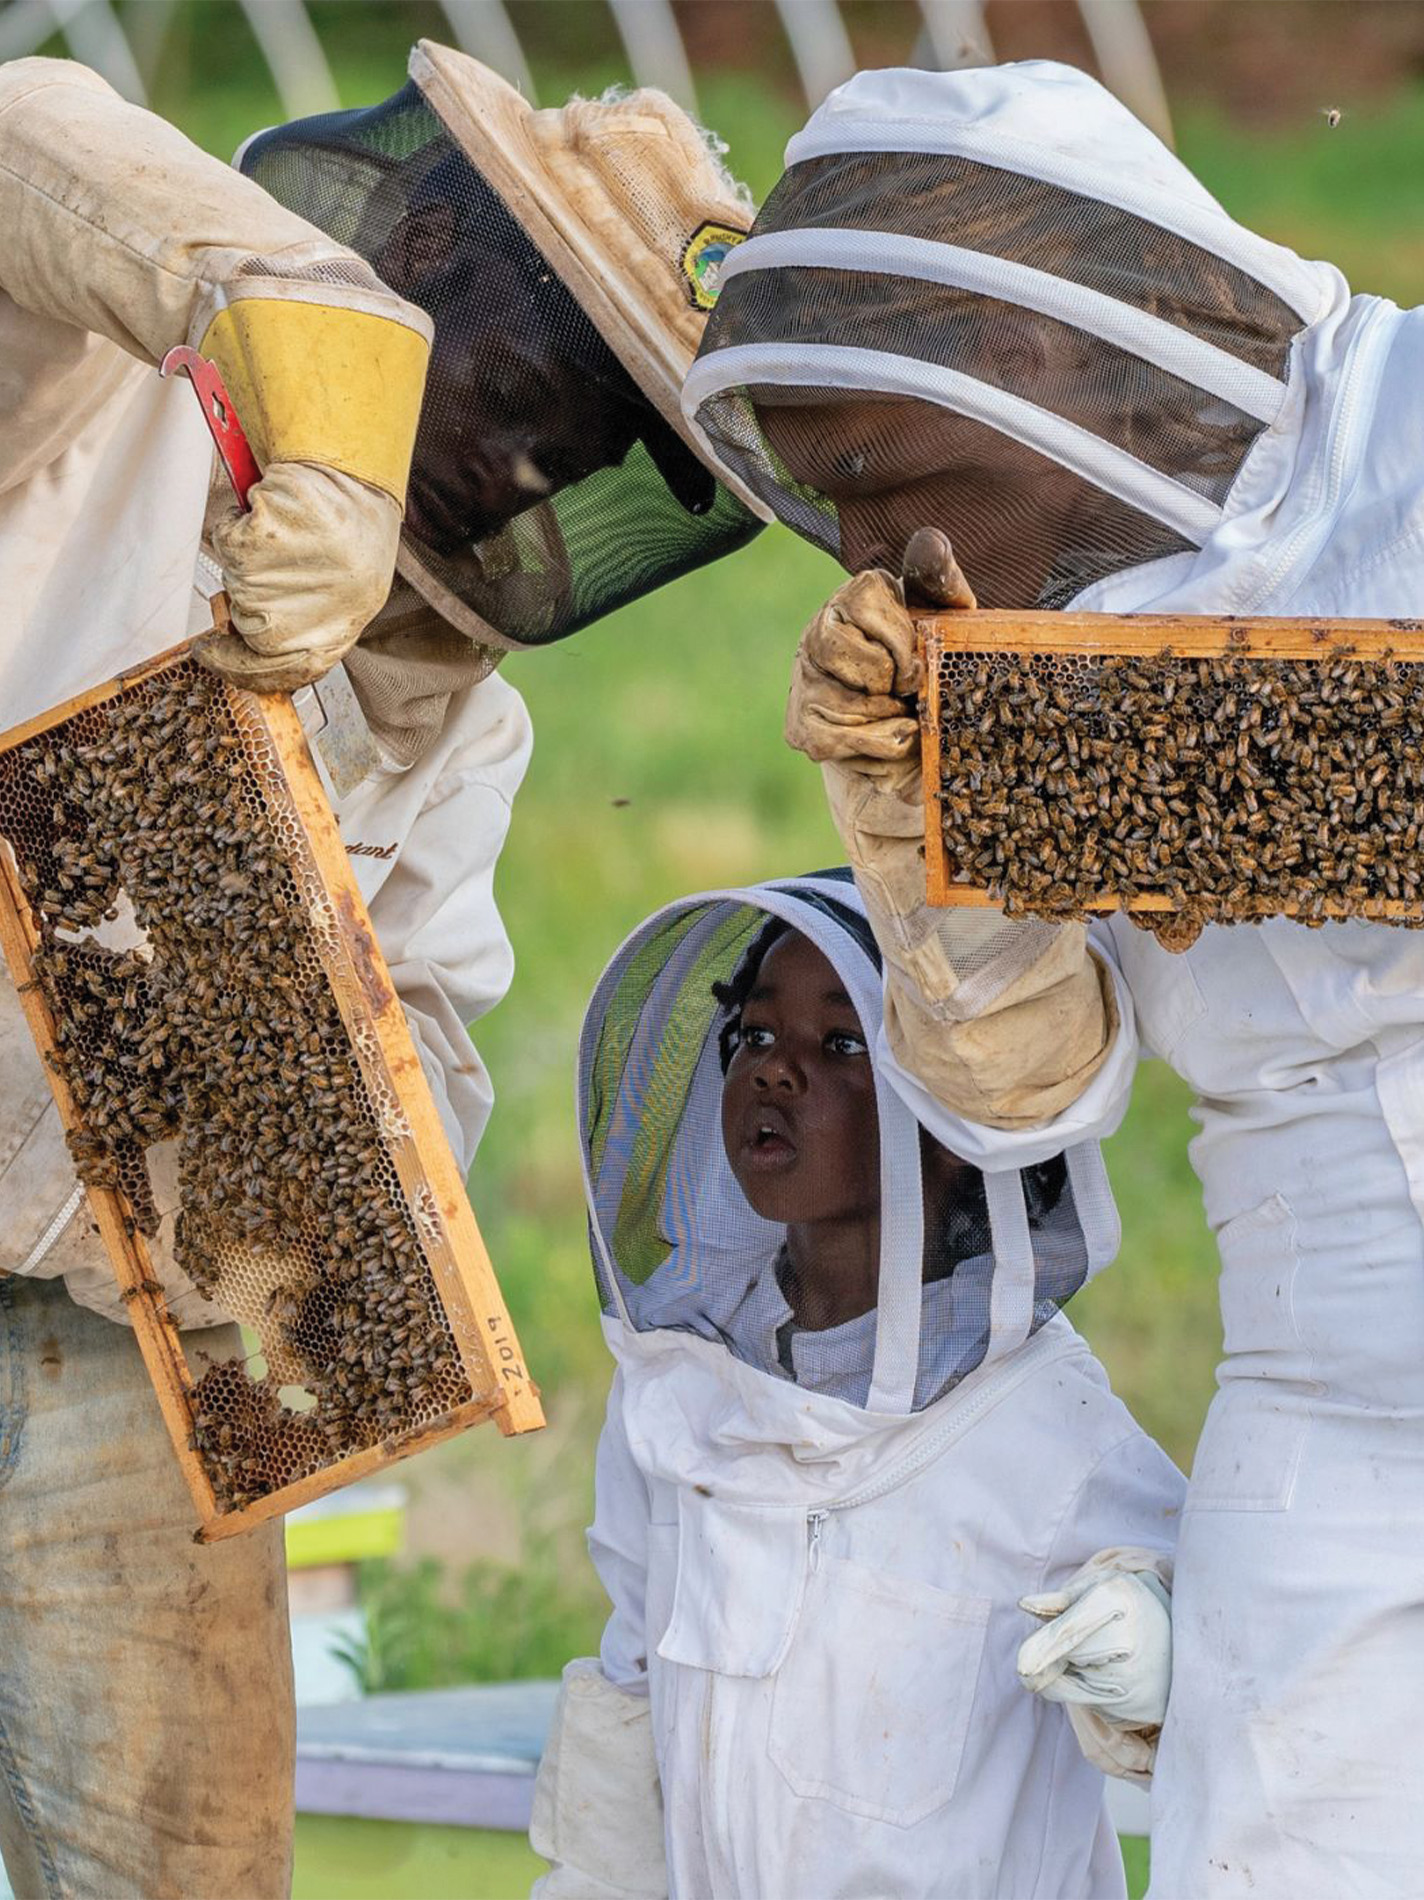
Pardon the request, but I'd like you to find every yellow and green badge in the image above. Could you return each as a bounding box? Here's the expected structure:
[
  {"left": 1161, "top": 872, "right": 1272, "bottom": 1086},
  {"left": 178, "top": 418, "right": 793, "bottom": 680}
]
[{"left": 681, "top": 221, "right": 747, "bottom": 310}]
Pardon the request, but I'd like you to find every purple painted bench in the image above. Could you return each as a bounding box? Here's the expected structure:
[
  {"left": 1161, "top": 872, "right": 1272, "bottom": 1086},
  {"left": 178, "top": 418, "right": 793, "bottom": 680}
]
[{"left": 296, "top": 1680, "right": 560, "bottom": 1831}]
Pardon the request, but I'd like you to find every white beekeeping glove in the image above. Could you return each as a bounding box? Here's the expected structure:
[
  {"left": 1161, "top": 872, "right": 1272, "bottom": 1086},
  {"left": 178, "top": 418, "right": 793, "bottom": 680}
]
[
  {"left": 1018, "top": 1569, "right": 1172, "bottom": 1729},
  {"left": 530, "top": 1658, "right": 668, "bottom": 1899}
]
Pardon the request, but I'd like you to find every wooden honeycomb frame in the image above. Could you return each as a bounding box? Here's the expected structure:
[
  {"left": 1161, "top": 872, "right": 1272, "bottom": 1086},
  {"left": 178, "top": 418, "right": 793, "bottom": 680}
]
[
  {"left": 0, "top": 641, "right": 542, "bottom": 1542},
  {"left": 919, "top": 609, "right": 1424, "bottom": 919}
]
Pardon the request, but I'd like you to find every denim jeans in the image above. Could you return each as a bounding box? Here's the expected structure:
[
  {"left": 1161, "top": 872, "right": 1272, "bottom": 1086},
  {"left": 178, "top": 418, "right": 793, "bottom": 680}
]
[{"left": 0, "top": 1276, "right": 294, "bottom": 1898}]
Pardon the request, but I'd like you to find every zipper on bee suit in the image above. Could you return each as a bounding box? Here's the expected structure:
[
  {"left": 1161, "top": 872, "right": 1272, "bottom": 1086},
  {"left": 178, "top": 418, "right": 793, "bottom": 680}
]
[
  {"left": 807, "top": 1510, "right": 827, "bottom": 1571},
  {"left": 809, "top": 1324, "right": 1074, "bottom": 1541}
]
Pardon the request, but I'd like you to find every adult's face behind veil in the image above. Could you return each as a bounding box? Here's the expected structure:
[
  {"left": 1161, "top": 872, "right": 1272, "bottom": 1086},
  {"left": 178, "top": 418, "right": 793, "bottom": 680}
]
[
  {"left": 375, "top": 196, "right": 649, "bottom": 559},
  {"left": 756, "top": 392, "right": 1089, "bottom": 608}
]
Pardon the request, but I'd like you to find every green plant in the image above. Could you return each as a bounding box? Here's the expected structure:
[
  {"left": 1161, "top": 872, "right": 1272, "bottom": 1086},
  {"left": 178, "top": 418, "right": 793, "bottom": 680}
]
[{"left": 344, "top": 1542, "right": 606, "bottom": 1694}]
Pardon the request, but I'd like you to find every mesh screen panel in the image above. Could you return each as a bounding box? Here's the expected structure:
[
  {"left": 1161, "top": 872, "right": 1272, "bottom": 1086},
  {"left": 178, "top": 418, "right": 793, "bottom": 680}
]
[
  {"left": 0, "top": 656, "right": 531, "bottom": 1523},
  {"left": 752, "top": 152, "right": 1301, "bottom": 376},
  {"left": 705, "top": 268, "right": 1263, "bottom": 503},
  {"left": 241, "top": 85, "right": 760, "bottom": 649},
  {"left": 699, "top": 383, "right": 1193, "bottom": 608},
  {"left": 582, "top": 889, "right": 1089, "bottom": 1414}
]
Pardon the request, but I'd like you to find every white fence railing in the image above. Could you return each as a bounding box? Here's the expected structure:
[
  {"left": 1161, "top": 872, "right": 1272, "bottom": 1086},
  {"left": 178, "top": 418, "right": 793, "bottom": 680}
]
[{"left": 0, "top": 0, "right": 1174, "bottom": 144}]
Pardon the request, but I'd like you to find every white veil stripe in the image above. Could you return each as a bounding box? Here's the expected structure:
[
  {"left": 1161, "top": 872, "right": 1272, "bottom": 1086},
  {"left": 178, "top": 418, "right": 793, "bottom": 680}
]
[
  {"left": 683, "top": 341, "right": 1222, "bottom": 542},
  {"left": 717, "top": 227, "right": 1288, "bottom": 424}
]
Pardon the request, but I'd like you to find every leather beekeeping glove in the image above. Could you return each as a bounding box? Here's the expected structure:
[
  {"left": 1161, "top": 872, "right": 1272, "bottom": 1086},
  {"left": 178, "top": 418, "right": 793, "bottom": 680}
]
[
  {"left": 195, "top": 292, "right": 429, "bottom": 693},
  {"left": 530, "top": 1658, "right": 668, "bottom": 1899},
  {"left": 1015, "top": 1547, "right": 1174, "bottom": 1783},
  {"left": 199, "top": 464, "right": 404, "bottom": 694},
  {"left": 1018, "top": 1571, "right": 1172, "bottom": 1728},
  {"left": 785, "top": 562, "right": 947, "bottom": 776},
  {"left": 786, "top": 531, "right": 1117, "bottom": 1130},
  {"left": 0, "top": 60, "right": 432, "bottom": 693}
]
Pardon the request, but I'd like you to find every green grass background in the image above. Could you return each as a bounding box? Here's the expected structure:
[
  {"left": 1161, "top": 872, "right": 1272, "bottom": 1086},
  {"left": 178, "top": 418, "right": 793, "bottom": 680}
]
[{"left": 32, "top": 8, "right": 1424, "bottom": 1891}]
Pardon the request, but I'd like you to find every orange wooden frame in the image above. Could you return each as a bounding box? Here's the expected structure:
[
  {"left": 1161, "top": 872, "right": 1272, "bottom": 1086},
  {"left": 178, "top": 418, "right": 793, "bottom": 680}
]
[
  {"left": 0, "top": 642, "right": 542, "bottom": 1541},
  {"left": 920, "top": 610, "right": 1424, "bottom": 917}
]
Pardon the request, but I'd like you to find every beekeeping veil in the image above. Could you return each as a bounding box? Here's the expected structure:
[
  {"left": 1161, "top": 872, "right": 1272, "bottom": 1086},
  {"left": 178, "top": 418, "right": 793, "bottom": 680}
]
[
  {"left": 579, "top": 872, "right": 1118, "bottom": 1418},
  {"left": 683, "top": 62, "right": 1341, "bottom": 609},
  {"left": 239, "top": 41, "right": 765, "bottom": 651}
]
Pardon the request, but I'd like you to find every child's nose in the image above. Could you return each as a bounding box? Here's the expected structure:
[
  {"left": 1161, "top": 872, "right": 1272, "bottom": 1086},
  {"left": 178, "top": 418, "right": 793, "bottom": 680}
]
[{"left": 752, "top": 1050, "right": 804, "bottom": 1093}]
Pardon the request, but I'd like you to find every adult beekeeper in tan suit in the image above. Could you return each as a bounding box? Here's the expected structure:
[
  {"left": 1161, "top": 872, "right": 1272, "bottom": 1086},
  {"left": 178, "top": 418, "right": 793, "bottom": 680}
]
[{"left": 0, "top": 45, "right": 758, "bottom": 1898}]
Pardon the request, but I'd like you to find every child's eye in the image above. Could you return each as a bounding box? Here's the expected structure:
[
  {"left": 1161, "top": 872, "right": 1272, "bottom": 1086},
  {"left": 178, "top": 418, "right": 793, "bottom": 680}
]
[
  {"left": 825, "top": 1031, "right": 868, "bottom": 1058},
  {"left": 739, "top": 1024, "right": 775, "bottom": 1050}
]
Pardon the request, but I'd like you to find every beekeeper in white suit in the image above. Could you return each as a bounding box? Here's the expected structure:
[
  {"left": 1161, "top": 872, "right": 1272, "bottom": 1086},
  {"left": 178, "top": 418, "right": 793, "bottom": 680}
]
[
  {"left": 530, "top": 872, "right": 1184, "bottom": 1899},
  {"left": 684, "top": 59, "right": 1424, "bottom": 1897},
  {"left": 0, "top": 45, "right": 757, "bottom": 1896}
]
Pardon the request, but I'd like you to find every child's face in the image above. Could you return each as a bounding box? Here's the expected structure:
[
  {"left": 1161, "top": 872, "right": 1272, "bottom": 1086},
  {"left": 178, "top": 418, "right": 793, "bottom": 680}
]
[{"left": 720, "top": 932, "right": 880, "bottom": 1226}]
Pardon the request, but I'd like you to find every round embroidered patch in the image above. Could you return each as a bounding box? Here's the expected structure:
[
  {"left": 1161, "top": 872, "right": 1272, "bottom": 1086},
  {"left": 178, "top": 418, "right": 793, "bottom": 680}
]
[{"left": 682, "top": 221, "right": 747, "bottom": 310}]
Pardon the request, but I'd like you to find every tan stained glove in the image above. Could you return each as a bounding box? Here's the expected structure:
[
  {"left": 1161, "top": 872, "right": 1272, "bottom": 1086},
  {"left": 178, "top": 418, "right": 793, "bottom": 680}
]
[
  {"left": 199, "top": 466, "right": 403, "bottom": 694},
  {"left": 786, "top": 531, "right": 1117, "bottom": 1130}
]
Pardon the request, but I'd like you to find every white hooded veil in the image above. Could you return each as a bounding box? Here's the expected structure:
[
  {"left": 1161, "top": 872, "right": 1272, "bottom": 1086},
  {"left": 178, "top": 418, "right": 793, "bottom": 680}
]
[
  {"left": 579, "top": 872, "right": 1117, "bottom": 1418},
  {"left": 680, "top": 61, "right": 1400, "bottom": 623}
]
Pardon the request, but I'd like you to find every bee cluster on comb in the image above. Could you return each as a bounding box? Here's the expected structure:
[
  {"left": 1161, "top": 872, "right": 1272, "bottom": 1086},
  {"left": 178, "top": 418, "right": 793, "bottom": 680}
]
[
  {"left": 0, "top": 649, "right": 540, "bottom": 1535},
  {"left": 921, "top": 614, "right": 1424, "bottom": 949}
]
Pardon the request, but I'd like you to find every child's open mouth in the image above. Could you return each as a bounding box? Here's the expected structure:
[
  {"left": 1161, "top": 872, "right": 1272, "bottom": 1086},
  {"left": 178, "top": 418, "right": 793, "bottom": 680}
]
[{"left": 743, "top": 1110, "right": 797, "bottom": 1170}]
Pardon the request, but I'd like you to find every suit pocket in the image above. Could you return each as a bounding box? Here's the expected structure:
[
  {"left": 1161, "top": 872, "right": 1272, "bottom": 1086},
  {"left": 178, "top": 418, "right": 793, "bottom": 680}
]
[
  {"left": 767, "top": 1555, "right": 989, "bottom": 1827},
  {"left": 1216, "top": 1192, "right": 1301, "bottom": 1362}
]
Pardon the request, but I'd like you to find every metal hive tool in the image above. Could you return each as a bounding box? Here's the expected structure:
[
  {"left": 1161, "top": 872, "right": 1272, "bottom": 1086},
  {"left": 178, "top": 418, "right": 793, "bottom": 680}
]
[
  {"left": 918, "top": 611, "right": 1424, "bottom": 947},
  {"left": 0, "top": 643, "right": 542, "bottom": 1540}
]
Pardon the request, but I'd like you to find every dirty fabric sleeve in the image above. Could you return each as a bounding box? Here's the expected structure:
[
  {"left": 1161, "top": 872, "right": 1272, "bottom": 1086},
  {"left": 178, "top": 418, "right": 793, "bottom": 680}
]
[
  {"left": 588, "top": 1373, "right": 655, "bottom": 1694},
  {"left": 0, "top": 57, "right": 417, "bottom": 397},
  {"left": 357, "top": 671, "right": 533, "bottom": 1174}
]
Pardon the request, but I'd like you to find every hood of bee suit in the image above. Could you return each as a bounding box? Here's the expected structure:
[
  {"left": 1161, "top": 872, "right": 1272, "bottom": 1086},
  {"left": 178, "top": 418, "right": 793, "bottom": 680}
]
[
  {"left": 238, "top": 41, "right": 767, "bottom": 654},
  {"left": 579, "top": 869, "right": 1119, "bottom": 1673},
  {"left": 682, "top": 61, "right": 1357, "bottom": 612}
]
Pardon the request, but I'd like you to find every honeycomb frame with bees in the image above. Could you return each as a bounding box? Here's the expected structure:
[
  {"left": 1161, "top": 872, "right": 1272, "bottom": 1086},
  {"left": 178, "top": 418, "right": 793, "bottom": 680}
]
[
  {"left": 0, "top": 641, "right": 542, "bottom": 1541},
  {"left": 918, "top": 610, "right": 1424, "bottom": 945}
]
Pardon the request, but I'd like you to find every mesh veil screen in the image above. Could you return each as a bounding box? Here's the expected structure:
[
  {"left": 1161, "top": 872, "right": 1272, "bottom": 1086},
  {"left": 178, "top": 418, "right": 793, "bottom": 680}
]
[
  {"left": 752, "top": 153, "right": 1301, "bottom": 375},
  {"left": 689, "top": 148, "right": 1307, "bottom": 604},
  {"left": 709, "top": 268, "right": 1263, "bottom": 503},
  {"left": 703, "top": 383, "right": 1194, "bottom": 608},
  {"left": 582, "top": 893, "right": 1089, "bottom": 1413},
  {"left": 241, "top": 84, "right": 759, "bottom": 649}
]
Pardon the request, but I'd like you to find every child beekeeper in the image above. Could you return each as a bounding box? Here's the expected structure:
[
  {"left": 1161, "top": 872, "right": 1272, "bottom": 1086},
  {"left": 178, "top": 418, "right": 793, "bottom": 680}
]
[
  {"left": 0, "top": 49, "right": 757, "bottom": 1895},
  {"left": 682, "top": 58, "right": 1424, "bottom": 1896},
  {"left": 530, "top": 872, "right": 1183, "bottom": 1900}
]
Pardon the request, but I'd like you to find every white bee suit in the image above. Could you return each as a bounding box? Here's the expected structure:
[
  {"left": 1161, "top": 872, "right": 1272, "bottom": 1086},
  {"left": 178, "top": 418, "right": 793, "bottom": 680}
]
[
  {"left": 1078, "top": 282, "right": 1424, "bottom": 1897},
  {"left": 687, "top": 61, "right": 1424, "bottom": 1900},
  {"left": 539, "top": 876, "right": 1183, "bottom": 1900},
  {"left": 0, "top": 60, "right": 528, "bottom": 1320}
]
